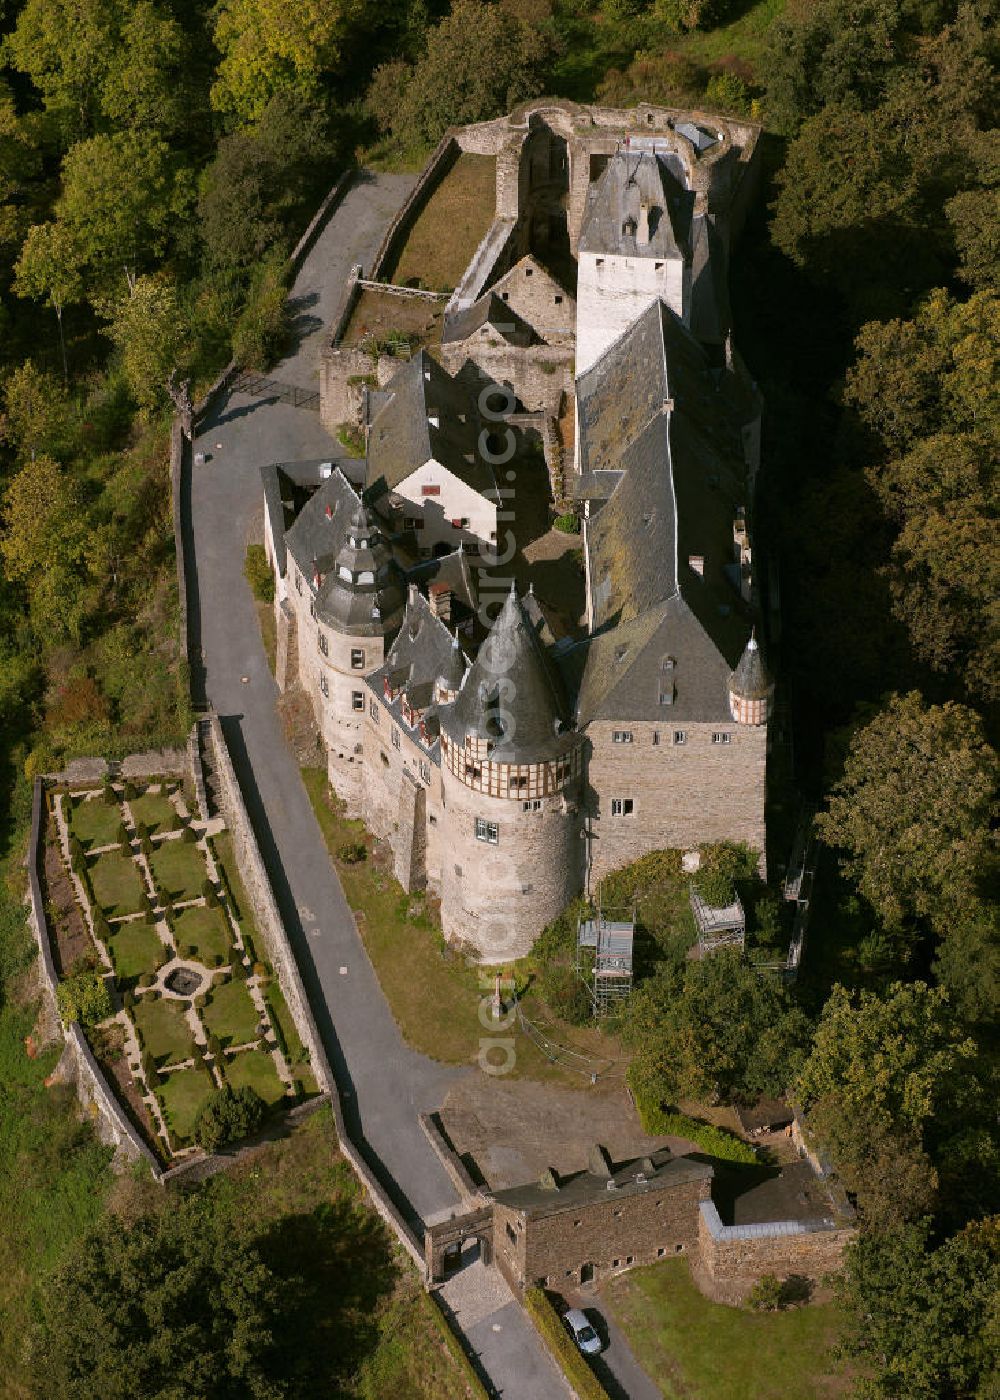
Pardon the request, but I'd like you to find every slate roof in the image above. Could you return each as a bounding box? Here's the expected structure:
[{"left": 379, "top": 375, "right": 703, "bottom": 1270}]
[
  {"left": 440, "top": 585, "right": 577, "bottom": 763},
  {"left": 365, "top": 351, "right": 497, "bottom": 499},
  {"left": 578, "top": 152, "right": 693, "bottom": 261},
  {"left": 494, "top": 1147, "right": 712, "bottom": 1219},
  {"left": 442, "top": 292, "right": 536, "bottom": 347},
  {"left": 730, "top": 632, "right": 771, "bottom": 700},
  {"left": 367, "top": 589, "right": 467, "bottom": 757},
  {"left": 574, "top": 300, "right": 755, "bottom": 724},
  {"left": 284, "top": 468, "right": 361, "bottom": 581}
]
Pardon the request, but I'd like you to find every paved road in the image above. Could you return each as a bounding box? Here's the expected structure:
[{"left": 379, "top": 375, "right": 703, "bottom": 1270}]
[{"left": 186, "top": 171, "right": 570, "bottom": 1400}]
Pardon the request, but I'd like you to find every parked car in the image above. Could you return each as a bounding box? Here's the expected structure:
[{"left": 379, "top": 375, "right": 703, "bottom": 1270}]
[{"left": 564, "top": 1307, "right": 602, "bottom": 1356}]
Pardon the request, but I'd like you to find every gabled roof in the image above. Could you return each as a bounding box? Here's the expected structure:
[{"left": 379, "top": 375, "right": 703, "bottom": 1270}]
[
  {"left": 284, "top": 468, "right": 360, "bottom": 581},
  {"left": 578, "top": 152, "right": 692, "bottom": 261},
  {"left": 575, "top": 300, "right": 755, "bottom": 723},
  {"left": 442, "top": 292, "right": 536, "bottom": 347},
  {"left": 440, "top": 585, "right": 576, "bottom": 763},
  {"left": 365, "top": 351, "right": 497, "bottom": 500},
  {"left": 493, "top": 1146, "right": 712, "bottom": 1218}
]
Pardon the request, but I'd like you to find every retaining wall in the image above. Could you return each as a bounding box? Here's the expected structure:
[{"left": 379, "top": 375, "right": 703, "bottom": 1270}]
[
  {"left": 698, "top": 1201, "right": 852, "bottom": 1288},
  {"left": 25, "top": 779, "right": 60, "bottom": 1039},
  {"left": 61, "top": 1023, "right": 163, "bottom": 1173},
  {"left": 368, "top": 135, "right": 461, "bottom": 283},
  {"left": 203, "top": 714, "right": 424, "bottom": 1268}
]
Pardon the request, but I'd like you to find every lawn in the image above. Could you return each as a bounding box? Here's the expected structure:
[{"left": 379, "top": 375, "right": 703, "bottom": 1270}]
[
  {"left": 604, "top": 1260, "right": 849, "bottom": 1400},
  {"left": 149, "top": 838, "right": 206, "bottom": 902},
  {"left": 129, "top": 789, "right": 177, "bottom": 836},
  {"left": 134, "top": 996, "right": 195, "bottom": 1067},
  {"left": 172, "top": 903, "right": 232, "bottom": 967},
  {"left": 390, "top": 152, "right": 497, "bottom": 292},
  {"left": 158, "top": 1066, "right": 215, "bottom": 1141},
  {"left": 204, "top": 978, "right": 261, "bottom": 1049},
  {"left": 212, "top": 830, "right": 262, "bottom": 953},
  {"left": 69, "top": 794, "right": 122, "bottom": 850},
  {"left": 89, "top": 850, "right": 146, "bottom": 918},
  {"left": 225, "top": 1047, "right": 287, "bottom": 1106},
  {"left": 107, "top": 920, "right": 165, "bottom": 980},
  {"left": 300, "top": 768, "right": 619, "bottom": 1083},
  {"left": 675, "top": 0, "right": 787, "bottom": 71}
]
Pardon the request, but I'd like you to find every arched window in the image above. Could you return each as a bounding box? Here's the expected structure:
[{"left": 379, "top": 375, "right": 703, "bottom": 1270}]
[{"left": 659, "top": 656, "right": 675, "bottom": 707}]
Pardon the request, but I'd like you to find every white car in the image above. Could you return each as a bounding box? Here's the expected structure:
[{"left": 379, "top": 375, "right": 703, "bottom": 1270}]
[{"left": 564, "top": 1307, "right": 603, "bottom": 1356}]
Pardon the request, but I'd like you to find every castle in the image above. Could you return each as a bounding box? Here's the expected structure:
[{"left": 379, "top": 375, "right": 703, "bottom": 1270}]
[{"left": 262, "top": 101, "right": 771, "bottom": 961}]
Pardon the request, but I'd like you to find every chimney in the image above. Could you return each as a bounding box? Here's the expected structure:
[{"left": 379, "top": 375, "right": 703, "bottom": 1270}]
[
  {"left": 428, "top": 581, "right": 452, "bottom": 622},
  {"left": 638, "top": 201, "right": 651, "bottom": 244},
  {"left": 588, "top": 1144, "right": 613, "bottom": 1178}
]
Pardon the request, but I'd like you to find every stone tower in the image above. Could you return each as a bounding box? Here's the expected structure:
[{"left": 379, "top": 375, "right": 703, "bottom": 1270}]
[
  {"left": 728, "top": 632, "right": 772, "bottom": 727},
  {"left": 438, "top": 585, "right": 585, "bottom": 961},
  {"left": 316, "top": 501, "right": 405, "bottom": 805}
]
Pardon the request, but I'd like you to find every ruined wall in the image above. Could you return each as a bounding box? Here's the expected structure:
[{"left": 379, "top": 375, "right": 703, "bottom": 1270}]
[
  {"left": 586, "top": 719, "right": 767, "bottom": 884},
  {"left": 698, "top": 1202, "right": 852, "bottom": 1290},
  {"left": 438, "top": 762, "right": 586, "bottom": 961},
  {"left": 494, "top": 1174, "right": 711, "bottom": 1293}
]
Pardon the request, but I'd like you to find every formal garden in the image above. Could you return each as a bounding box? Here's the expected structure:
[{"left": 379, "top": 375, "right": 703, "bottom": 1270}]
[{"left": 44, "top": 778, "right": 318, "bottom": 1163}]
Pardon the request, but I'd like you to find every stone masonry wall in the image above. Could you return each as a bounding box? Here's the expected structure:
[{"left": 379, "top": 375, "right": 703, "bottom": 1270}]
[
  {"left": 438, "top": 762, "right": 586, "bottom": 961},
  {"left": 494, "top": 1174, "right": 711, "bottom": 1293},
  {"left": 586, "top": 719, "right": 767, "bottom": 885},
  {"left": 698, "top": 1202, "right": 853, "bottom": 1289}
]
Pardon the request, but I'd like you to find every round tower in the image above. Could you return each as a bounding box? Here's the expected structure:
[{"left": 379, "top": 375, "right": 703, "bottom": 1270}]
[
  {"left": 727, "top": 631, "right": 772, "bottom": 726},
  {"left": 438, "top": 585, "right": 585, "bottom": 962},
  {"left": 315, "top": 502, "right": 405, "bottom": 808}
]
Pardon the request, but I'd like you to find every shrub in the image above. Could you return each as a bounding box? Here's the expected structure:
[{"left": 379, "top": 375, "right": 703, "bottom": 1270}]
[
  {"left": 268, "top": 1013, "right": 288, "bottom": 1059},
  {"left": 207, "top": 1033, "right": 222, "bottom": 1058},
  {"left": 523, "top": 1289, "right": 610, "bottom": 1400},
  {"left": 194, "top": 1085, "right": 267, "bottom": 1152},
  {"left": 56, "top": 972, "right": 114, "bottom": 1028},
  {"left": 123, "top": 989, "right": 135, "bottom": 1010},
  {"left": 241, "top": 934, "right": 256, "bottom": 964},
  {"left": 337, "top": 840, "right": 367, "bottom": 864},
  {"left": 182, "top": 825, "right": 197, "bottom": 844},
  {"left": 232, "top": 251, "right": 290, "bottom": 370},
  {"left": 252, "top": 961, "right": 269, "bottom": 983},
  {"left": 747, "top": 1274, "right": 785, "bottom": 1312},
  {"left": 169, "top": 809, "right": 183, "bottom": 832},
  {"left": 123, "top": 781, "right": 137, "bottom": 801},
  {"left": 138, "top": 972, "right": 154, "bottom": 988},
  {"left": 202, "top": 878, "right": 219, "bottom": 907},
  {"left": 539, "top": 962, "right": 592, "bottom": 1025},
  {"left": 93, "top": 912, "right": 111, "bottom": 942},
  {"left": 213, "top": 954, "right": 224, "bottom": 968},
  {"left": 69, "top": 835, "right": 85, "bottom": 866},
  {"left": 244, "top": 544, "right": 274, "bottom": 603},
  {"left": 102, "top": 783, "right": 115, "bottom": 804},
  {"left": 183, "top": 943, "right": 197, "bottom": 959},
  {"left": 134, "top": 821, "right": 149, "bottom": 845},
  {"left": 336, "top": 424, "right": 365, "bottom": 457},
  {"left": 141, "top": 1052, "right": 158, "bottom": 1082},
  {"left": 116, "top": 821, "right": 129, "bottom": 847},
  {"left": 630, "top": 1090, "right": 758, "bottom": 1164},
  {"left": 553, "top": 511, "right": 580, "bottom": 534},
  {"left": 194, "top": 994, "right": 207, "bottom": 1009}
]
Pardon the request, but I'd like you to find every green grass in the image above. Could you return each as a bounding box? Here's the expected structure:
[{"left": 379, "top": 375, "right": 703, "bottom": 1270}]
[
  {"left": 134, "top": 996, "right": 195, "bottom": 1067},
  {"left": 172, "top": 903, "right": 232, "bottom": 967},
  {"left": 264, "top": 980, "right": 307, "bottom": 1063},
  {"left": 69, "top": 793, "right": 122, "bottom": 850},
  {"left": 158, "top": 1066, "right": 215, "bottom": 1141},
  {"left": 675, "top": 0, "right": 787, "bottom": 70},
  {"left": 225, "top": 1047, "right": 286, "bottom": 1106},
  {"left": 390, "top": 152, "right": 498, "bottom": 292},
  {"left": 107, "top": 920, "right": 165, "bottom": 980},
  {"left": 204, "top": 978, "right": 260, "bottom": 1049},
  {"left": 211, "top": 830, "right": 262, "bottom": 951},
  {"left": 89, "top": 849, "right": 146, "bottom": 918},
  {"left": 604, "top": 1260, "right": 849, "bottom": 1400},
  {"left": 149, "top": 838, "right": 206, "bottom": 903},
  {"left": 129, "top": 790, "right": 177, "bottom": 836}
]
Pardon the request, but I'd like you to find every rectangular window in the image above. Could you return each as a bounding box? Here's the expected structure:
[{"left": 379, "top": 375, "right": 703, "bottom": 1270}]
[
  {"left": 652, "top": 732, "right": 660, "bottom": 746},
  {"left": 522, "top": 800, "right": 543, "bottom": 812},
  {"left": 421, "top": 484, "right": 441, "bottom": 497},
  {"left": 610, "top": 798, "right": 634, "bottom": 816},
  {"left": 370, "top": 699, "right": 380, "bottom": 722},
  {"left": 320, "top": 675, "right": 329, "bottom": 698},
  {"left": 351, "top": 691, "right": 363, "bottom": 711},
  {"left": 554, "top": 295, "right": 563, "bottom": 304},
  {"left": 673, "top": 731, "right": 687, "bottom": 745},
  {"left": 309, "top": 600, "right": 316, "bottom": 620},
  {"left": 295, "top": 573, "right": 302, "bottom": 595},
  {"left": 318, "top": 631, "right": 328, "bottom": 656},
  {"left": 419, "top": 761, "right": 431, "bottom": 784},
  {"left": 350, "top": 647, "right": 365, "bottom": 669},
  {"left": 506, "top": 1222, "right": 516, "bottom": 1245},
  {"left": 391, "top": 727, "right": 400, "bottom": 749},
  {"left": 712, "top": 732, "right": 732, "bottom": 745},
  {"left": 612, "top": 731, "right": 634, "bottom": 744},
  {"left": 510, "top": 775, "right": 528, "bottom": 791},
  {"left": 475, "top": 818, "right": 499, "bottom": 845}
]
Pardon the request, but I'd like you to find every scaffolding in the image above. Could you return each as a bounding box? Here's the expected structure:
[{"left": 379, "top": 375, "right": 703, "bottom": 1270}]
[
  {"left": 689, "top": 885, "right": 746, "bottom": 956},
  {"left": 576, "top": 895, "right": 635, "bottom": 1016}
]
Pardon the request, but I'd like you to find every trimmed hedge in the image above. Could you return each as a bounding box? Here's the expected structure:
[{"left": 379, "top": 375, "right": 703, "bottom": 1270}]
[
  {"left": 632, "top": 1092, "right": 758, "bottom": 1164},
  {"left": 524, "top": 1289, "right": 610, "bottom": 1400}
]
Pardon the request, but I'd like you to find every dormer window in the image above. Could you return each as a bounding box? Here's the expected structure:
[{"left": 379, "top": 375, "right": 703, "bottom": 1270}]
[
  {"left": 428, "top": 415, "right": 440, "bottom": 429},
  {"left": 357, "top": 569, "right": 374, "bottom": 584},
  {"left": 339, "top": 565, "right": 352, "bottom": 582},
  {"left": 688, "top": 555, "right": 705, "bottom": 576},
  {"left": 659, "top": 657, "right": 675, "bottom": 706}
]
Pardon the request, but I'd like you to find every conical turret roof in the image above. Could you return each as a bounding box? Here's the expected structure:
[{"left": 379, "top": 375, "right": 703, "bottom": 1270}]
[
  {"left": 316, "top": 498, "right": 405, "bottom": 636},
  {"left": 439, "top": 634, "right": 467, "bottom": 692},
  {"left": 441, "top": 585, "right": 576, "bottom": 762},
  {"left": 729, "top": 632, "right": 770, "bottom": 700}
]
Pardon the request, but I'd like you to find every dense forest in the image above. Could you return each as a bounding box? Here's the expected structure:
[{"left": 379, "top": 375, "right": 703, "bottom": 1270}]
[{"left": 0, "top": 0, "right": 997, "bottom": 1395}]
